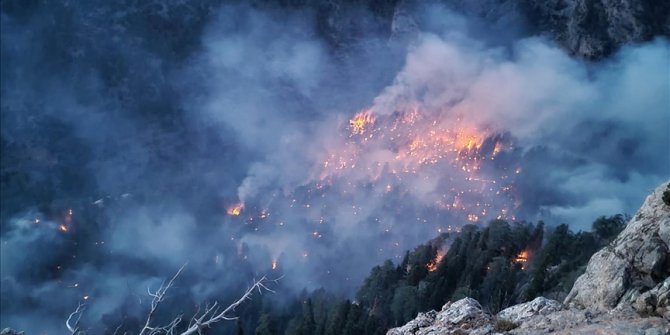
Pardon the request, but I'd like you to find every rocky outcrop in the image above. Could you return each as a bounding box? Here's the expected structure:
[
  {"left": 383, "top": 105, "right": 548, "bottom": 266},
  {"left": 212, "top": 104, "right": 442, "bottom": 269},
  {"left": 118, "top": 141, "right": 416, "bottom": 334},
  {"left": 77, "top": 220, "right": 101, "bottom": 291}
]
[
  {"left": 388, "top": 297, "right": 669, "bottom": 335},
  {"left": 388, "top": 298, "right": 493, "bottom": 335},
  {"left": 297, "top": 0, "right": 669, "bottom": 59},
  {"left": 497, "top": 297, "right": 562, "bottom": 324},
  {"left": 387, "top": 310, "right": 437, "bottom": 335},
  {"left": 523, "top": 0, "right": 670, "bottom": 59},
  {"left": 511, "top": 310, "right": 669, "bottom": 335},
  {"left": 418, "top": 0, "right": 670, "bottom": 59},
  {"left": 622, "top": 276, "right": 670, "bottom": 319},
  {"left": 565, "top": 182, "right": 670, "bottom": 315},
  {"left": 389, "top": 182, "right": 670, "bottom": 335}
]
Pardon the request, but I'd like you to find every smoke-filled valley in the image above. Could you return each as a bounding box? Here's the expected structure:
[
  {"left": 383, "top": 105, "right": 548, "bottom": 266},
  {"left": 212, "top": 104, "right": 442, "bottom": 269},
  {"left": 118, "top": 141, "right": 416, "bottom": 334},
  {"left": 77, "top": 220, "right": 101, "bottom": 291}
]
[{"left": 1, "top": 1, "right": 668, "bottom": 334}]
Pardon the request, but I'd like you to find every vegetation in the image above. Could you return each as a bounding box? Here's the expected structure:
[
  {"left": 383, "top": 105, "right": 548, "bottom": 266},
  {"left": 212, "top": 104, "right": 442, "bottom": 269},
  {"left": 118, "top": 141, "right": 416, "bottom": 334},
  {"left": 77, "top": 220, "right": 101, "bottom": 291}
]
[
  {"left": 245, "top": 216, "right": 626, "bottom": 335},
  {"left": 494, "top": 319, "right": 519, "bottom": 332}
]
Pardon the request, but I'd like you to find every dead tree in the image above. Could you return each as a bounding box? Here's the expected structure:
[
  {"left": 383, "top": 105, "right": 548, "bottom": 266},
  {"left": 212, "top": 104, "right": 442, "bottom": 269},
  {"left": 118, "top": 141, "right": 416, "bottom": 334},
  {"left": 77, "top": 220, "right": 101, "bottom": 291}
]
[
  {"left": 66, "top": 302, "right": 86, "bottom": 334},
  {"left": 67, "top": 264, "right": 277, "bottom": 335}
]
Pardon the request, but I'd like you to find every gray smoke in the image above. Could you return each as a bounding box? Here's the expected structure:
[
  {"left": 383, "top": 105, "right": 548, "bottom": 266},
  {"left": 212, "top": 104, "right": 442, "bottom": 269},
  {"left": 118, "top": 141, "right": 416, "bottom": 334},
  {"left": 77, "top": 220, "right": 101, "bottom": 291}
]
[{"left": 1, "top": 1, "right": 668, "bottom": 334}]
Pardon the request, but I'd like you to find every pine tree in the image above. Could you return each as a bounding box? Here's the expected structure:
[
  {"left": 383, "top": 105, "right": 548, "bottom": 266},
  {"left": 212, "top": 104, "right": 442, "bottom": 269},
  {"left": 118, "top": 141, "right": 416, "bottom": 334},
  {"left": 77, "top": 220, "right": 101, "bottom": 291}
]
[
  {"left": 255, "top": 314, "right": 276, "bottom": 335},
  {"left": 300, "top": 298, "right": 316, "bottom": 335},
  {"left": 325, "top": 300, "right": 351, "bottom": 335}
]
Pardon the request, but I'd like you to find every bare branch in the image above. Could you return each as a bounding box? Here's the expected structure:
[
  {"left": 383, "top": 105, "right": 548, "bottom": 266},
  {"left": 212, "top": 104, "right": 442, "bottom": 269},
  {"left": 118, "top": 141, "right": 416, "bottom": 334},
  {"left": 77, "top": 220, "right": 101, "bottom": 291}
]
[
  {"left": 63, "top": 264, "right": 278, "bottom": 335},
  {"left": 66, "top": 302, "right": 86, "bottom": 334},
  {"left": 138, "top": 263, "right": 187, "bottom": 335},
  {"left": 179, "top": 276, "right": 276, "bottom": 335}
]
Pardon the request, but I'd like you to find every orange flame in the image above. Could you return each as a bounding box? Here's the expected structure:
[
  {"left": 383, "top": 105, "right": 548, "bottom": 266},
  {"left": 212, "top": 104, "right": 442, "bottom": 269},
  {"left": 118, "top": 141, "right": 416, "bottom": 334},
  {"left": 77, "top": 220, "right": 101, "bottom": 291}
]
[
  {"left": 427, "top": 250, "right": 446, "bottom": 272},
  {"left": 349, "top": 109, "right": 376, "bottom": 135},
  {"left": 312, "top": 104, "right": 520, "bottom": 224},
  {"left": 58, "top": 224, "right": 69, "bottom": 232},
  {"left": 227, "top": 202, "right": 244, "bottom": 216},
  {"left": 514, "top": 250, "right": 530, "bottom": 270},
  {"left": 272, "top": 259, "right": 278, "bottom": 270}
]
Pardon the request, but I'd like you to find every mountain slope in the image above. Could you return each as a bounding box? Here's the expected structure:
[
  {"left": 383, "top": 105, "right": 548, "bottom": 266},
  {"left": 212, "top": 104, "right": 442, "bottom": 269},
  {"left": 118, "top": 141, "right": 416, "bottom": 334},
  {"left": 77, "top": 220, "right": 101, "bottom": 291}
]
[{"left": 388, "top": 181, "right": 670, "bottom": 334}]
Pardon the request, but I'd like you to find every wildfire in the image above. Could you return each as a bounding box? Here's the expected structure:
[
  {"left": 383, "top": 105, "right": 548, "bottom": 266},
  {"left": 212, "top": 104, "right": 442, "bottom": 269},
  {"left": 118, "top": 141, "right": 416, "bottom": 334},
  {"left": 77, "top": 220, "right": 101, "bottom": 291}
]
[
  {"left": 349, "top": 109, "right": 376, "bottom": 135},
  {"left": 58, "top": 224, "right": 69, "bottom": 232},
  {"left": 272, "top": 259, "right": 278, "bottom": 270},
  {"left": 227, "top": 202, "right": 245, "bottom": 216},
  {"left": 314, "top": 104, "right": 520, "bottom": 224},
  {"left": 427, "top": 250, "right": 446, "bottom": 272},
  {"left": 514, "top": 250, "right": 529, "bottom": 270}
]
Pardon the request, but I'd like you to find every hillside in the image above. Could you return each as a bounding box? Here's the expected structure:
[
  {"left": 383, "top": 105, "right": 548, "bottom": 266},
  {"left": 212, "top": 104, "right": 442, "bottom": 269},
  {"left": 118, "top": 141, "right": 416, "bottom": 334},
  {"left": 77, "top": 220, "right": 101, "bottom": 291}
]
[{"left": 388, "top": 182, "right": 670, "bottom": 334}]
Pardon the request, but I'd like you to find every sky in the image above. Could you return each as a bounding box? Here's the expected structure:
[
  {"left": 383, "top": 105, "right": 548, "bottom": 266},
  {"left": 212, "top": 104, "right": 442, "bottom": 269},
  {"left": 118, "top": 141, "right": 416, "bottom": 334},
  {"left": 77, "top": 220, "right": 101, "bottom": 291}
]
[{"left": 1, "top": 1, "right": 668, "bottom": 333}]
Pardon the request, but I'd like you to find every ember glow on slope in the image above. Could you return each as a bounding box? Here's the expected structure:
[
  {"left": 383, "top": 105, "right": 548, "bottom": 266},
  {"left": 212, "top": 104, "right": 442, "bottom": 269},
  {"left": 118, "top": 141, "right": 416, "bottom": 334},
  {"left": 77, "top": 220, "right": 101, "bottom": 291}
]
[
  {"left": 1, "top": 2, "right": 668, "bottom": 333},
  {"left": 225, "top": 31, "right": 668, "bottom": 295}
]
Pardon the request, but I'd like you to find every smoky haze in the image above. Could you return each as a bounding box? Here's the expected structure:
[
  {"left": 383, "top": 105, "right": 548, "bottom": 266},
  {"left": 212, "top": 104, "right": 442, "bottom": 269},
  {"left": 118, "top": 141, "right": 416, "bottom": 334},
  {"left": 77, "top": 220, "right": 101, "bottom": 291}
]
[{"left": 1, "top": 1, "right": 668, "bottom": 334}]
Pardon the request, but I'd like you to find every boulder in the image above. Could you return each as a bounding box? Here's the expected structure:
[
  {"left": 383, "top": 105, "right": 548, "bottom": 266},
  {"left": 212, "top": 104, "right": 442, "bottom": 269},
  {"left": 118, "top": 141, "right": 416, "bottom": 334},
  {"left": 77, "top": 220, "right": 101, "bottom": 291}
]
[
  {"left": 565, "top": 182, "right": 670, "bottom": 312},
  {"left": 436, "top": 298, "right": 490, "bottom": 325},
  {"left": 387, "top": 310, "right": 436, "bottom": 335},
  {"left": 497, "top": 297, "right": 563, "bottom": 324},
  {"left": 386, "top": 298, "right": 493, "bottom": 335}
]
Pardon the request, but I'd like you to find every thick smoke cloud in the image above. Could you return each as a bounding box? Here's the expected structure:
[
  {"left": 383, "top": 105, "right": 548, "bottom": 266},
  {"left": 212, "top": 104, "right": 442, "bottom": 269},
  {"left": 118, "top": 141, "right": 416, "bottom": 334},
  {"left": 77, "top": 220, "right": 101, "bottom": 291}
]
[{"left": 1, "top": 1, "right": 668, "bottom": 334}]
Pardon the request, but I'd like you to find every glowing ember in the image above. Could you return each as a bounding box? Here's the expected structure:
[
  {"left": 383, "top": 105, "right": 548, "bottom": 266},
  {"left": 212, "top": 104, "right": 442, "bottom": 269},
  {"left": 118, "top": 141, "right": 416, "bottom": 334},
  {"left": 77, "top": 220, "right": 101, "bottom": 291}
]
[
  {"left": 272, "top": 259, "right": 277, "bottom": 270},
  {"left": 227, "top": 202, "right": 244, "bottom": 216},
  {"left": 315, "top": 104, "right": 519, "bottom": 223},
  {"left": 427, "top": 250, "right": 446, "bottom": 272},
  {"left": 58, "top": 224, "right": 69, "bottom": 232},
  {"left": 259, "top": 209, "right": 269, "bottom": 219},
  {"left": 349, "top": 109, "right": 375, "bottom": 135},
  {"left": 514, "top": 250, "right": 530, "bottom": 270}
]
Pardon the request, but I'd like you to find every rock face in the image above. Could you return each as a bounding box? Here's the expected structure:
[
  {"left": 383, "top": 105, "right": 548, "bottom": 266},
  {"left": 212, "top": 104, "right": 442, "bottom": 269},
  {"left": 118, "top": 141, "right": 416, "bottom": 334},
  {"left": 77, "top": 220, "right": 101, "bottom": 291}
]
[
  {"left": 305, "top": 0, "right": 669, "bottom": 59},
  {"left": 497, "top": 297, "right": 562, "bottom": 324},
  {"left": 387, "top": 310, "right": 437, "bottom": 335},
  {"left": 387, "top": 298, "right": 493, "bottom": 335},
  {"left": 432, "top": 0, "right": 670, "bottom": 58},
  {"left": 388, "top": 182, "right": 670, "bottom": 335},
  {"left": 523, "top": 0, "right": 670, "bottom": 59},
  {"left": 565, "top": 182, "right": 670, "bottom": 315}
]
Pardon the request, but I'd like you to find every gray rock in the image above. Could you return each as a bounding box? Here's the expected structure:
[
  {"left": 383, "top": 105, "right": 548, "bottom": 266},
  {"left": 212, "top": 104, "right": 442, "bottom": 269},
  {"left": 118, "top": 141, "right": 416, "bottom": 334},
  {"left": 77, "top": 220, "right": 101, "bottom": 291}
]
[
  {"left": 497, "top": 297, "right": 563, "bottom": 324},
  {"left": 632, "top": 277, "right": 670, "bottom": 319},
  {"left": 436, "top": 297, "right": 489, "bottom": 325},
  {"left": 386, "top": 298, "right": 493, "bottom": 335},
  {"left": 524, "top": 0, "right": 670, "bottom": 59},
  {"left": 387, "top": 310, "right": 437, "bottom": 335},
  {"left": 565, "top": 182, "right": 670, "bottom": 312}
]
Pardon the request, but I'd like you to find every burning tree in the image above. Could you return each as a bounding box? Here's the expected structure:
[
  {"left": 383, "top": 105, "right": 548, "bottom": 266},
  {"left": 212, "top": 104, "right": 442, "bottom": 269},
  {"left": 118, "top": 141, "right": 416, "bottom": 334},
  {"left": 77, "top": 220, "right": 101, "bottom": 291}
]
[{"left": 65, "top": 264, "right": 277, "bottom": 335}]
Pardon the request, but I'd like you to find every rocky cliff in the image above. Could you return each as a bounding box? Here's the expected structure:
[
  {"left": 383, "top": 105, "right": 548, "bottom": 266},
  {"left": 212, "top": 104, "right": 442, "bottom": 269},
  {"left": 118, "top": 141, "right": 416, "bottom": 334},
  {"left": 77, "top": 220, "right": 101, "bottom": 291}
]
[
  {"left": 522, "top": 0, "right": 670, "bottom": 59},
  {"left": 278, "top": 0, "right": 669, "bottom": 59},
  {"left": 565, "top": 181, "right": 670, "bottom": 317},
  {"left": 388, "top": 182, "right": 670, "bottom": 335},
  {"left": 394, "top": 0, "right": 670, "bottom": 59}
]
